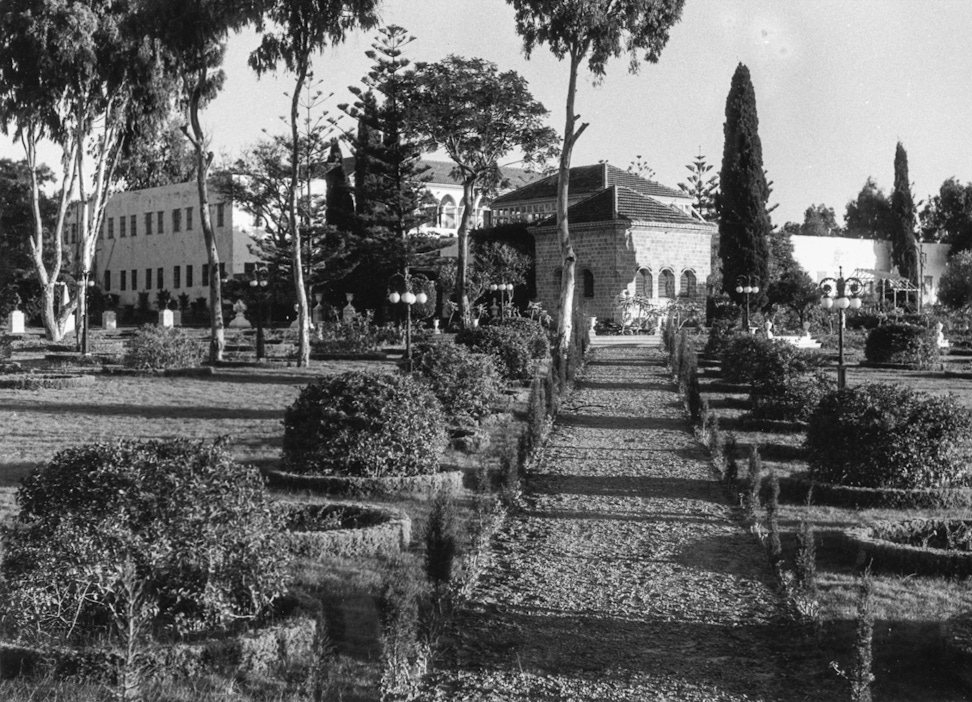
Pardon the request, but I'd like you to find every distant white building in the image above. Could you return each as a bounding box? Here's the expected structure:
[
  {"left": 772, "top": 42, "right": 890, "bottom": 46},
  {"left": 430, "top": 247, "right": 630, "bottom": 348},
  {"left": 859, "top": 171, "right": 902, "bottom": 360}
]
[
  {"left": 66, "top": 159, "right": 540, "bottom": 309},
  {"left": 65, "top": 181, "right": 262, "bottom": 309}
]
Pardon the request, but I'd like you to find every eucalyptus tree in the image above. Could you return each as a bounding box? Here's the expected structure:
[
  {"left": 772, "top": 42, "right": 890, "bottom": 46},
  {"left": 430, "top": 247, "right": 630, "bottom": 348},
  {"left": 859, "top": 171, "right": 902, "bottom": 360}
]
[
  {"left": 405, "top": 55, "right": 557, "bottom": 327},
  {"left": 0, "top": 0, "right": 171, "bottom": 341},
  {"left": 506, "top": 0, "right": 685, "bottom": 371},
  {"left": 140, "top": 0, "right": 265, "bottom": 363},
  {"left": 249, "top": 0, "right": 379, "bottom": 366}
]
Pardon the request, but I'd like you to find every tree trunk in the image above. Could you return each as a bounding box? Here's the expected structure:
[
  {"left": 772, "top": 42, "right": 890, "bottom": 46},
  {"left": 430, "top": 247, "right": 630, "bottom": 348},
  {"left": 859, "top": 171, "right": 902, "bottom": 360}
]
[
  {"left": 554, "top": 49, "right": 588, "bottom": 375},
  {"left": 185, "top": 74, "right": 224, "bottom": 364},
  {"left": 289, "top": 59, "right": 311, "bottom": 367},
  {"left": 456, "top": 178, "right": 477, "bottom": 328}
]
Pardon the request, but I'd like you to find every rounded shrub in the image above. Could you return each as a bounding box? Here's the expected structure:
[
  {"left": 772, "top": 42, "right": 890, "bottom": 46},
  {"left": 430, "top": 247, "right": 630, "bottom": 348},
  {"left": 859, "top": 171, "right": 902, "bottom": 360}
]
[
  {"left": 124, "top": 324, "right": 203, "bottom": 370},
  {"left": 282, "top": 371, "right": 447, "bottom": 478},
  {"left": 806, "top": 383, "right": 972, "bottom": 489},
  {"left": 721, "top": 334, "right": 825, "bottom": 385},
  {"left": 406, "top": 341, "right": 502, "bottom": 425},
  {"left": 495, "top": 317, "right": 551, "bottom": 360},
  {"left": 1, "top": 439, "right": 287, "bottom": 641},
  {"left": 455, "top": 324, "right": 535, "bottom": 382},
  {"left": 751, "top": 369, "right": 835, "bottom": 422},
  {"left": 864, "top": 323, "right": 940, "bottom": 369}
]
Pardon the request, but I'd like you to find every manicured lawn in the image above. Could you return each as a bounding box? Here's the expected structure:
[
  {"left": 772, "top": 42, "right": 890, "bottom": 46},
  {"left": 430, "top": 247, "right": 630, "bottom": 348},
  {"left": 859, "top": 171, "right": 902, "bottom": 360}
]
[{"left": 699, "top": 361, "right": 972, "bottom": 701}]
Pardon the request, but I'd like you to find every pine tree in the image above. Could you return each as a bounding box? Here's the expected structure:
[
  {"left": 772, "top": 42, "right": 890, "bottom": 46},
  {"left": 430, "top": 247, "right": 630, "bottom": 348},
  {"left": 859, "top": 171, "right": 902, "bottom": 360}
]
[
  {"left": 678, "top": 150, "right": 719, "bottom": 221},
  {"left": 336, "top": 25, "right": 433, "bottom": 314},
  {"left": 717, "top": 63, "right": 771, "bottom": 325},
  {"left": 890, "top": 141, "right": 919, "bottom": 285}
]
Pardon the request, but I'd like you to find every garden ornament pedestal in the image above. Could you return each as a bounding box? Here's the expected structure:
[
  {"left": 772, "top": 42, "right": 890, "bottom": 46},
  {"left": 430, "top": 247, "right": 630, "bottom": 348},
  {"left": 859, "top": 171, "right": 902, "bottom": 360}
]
[
  {"left": 102, "top": 310, "right": 116, "bottom": 330},
  {"left": 6, "top": 309, "right": 24, "bottom": 334}
]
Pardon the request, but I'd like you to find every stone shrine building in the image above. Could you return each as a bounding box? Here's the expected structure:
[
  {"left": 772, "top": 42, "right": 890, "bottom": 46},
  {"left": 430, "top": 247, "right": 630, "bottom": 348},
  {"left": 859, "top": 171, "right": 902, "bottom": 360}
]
[{"left": 490, "top": 163, "right": 716, "bottom": 321}]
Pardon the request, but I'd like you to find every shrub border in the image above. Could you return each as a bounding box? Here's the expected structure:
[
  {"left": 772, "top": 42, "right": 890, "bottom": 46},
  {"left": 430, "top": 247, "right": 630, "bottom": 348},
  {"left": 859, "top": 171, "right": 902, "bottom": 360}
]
[
  {"left": 0, "top": 373, "right": 96, "bottom": 390},
  {"left": 101, "top": 366, "right": 213, "bottom": 377},
  {"left": 279, "top": 500, "right": 411, "bottom": 558},
  {"left": 841, "top": 521, "right": 972, "bottom": 577},
  {"left": 264, "top": 468, "right": 463, "bottom": 497},
  {"left": 778, "top": 471, "right": 972, "bottom": 509},
  {"left": 0, "top": 615, "right": 316, "bottom": 682}
]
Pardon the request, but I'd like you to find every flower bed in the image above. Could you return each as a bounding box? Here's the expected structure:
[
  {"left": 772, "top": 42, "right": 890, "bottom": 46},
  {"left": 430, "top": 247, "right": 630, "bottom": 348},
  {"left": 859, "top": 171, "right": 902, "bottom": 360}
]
[
  {"left": 264, "top": 468, "right": 463, "bottom": 497},
  {"left": 778, "top": 471, "right": 972, "bottom": 509},
  {"left": 842, "top": 519, "right": 972, "bottom": 576},
  {"left": 278, "top": 501, "right": 411, "bottom": 558}
]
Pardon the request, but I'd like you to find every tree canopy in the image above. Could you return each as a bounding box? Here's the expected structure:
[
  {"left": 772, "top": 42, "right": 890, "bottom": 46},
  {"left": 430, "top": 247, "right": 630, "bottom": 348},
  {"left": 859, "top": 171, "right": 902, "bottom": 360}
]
[
  {"left": 921, "top": 177, "right": 972, "bottom": 251},
  {"left": 890, "top": 141, "right": 919, "bottom": 284},
  {"left": 678, "top": 151, "right": 719, "bottom": 222},
  {"left": 844, "top": 177, "right": 893, "bottom": 239}
]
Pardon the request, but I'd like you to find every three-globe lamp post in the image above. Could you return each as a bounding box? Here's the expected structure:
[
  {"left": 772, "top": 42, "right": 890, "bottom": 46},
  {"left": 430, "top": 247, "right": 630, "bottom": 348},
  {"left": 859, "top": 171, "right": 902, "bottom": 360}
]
[
  {"left": 489, "top": 282, "right": 513, "bottom": 319},
  {"left": 388, "top": 285, "right": 427, "bottom": 370},
  {"left": 248, "top": 267, "right": 269, "bottom": 360},
  {"left": 819, "top": 266, "right": 863, "bottom": 390},
  {"left": 734, "top": 274, "right": 760, "bottom": 333}
]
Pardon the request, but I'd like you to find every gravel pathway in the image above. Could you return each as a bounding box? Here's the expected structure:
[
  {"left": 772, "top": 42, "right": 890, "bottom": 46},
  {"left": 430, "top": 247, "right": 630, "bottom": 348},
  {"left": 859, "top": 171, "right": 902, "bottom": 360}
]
[{"left": 430, "top": 347, "right": 807, "bottom": 701}]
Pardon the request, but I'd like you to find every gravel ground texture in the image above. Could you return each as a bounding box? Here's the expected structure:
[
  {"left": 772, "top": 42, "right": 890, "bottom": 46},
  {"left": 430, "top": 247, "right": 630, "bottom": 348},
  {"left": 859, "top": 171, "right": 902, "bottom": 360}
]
[{"left": 428, "top": 347, "right": 836, "bottom": 702}]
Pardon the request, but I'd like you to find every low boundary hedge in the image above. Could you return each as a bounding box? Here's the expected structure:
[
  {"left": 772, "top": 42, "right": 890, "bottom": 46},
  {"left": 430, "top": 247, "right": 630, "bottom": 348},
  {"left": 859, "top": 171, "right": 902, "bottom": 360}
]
[
  {"left": 264, "top": 468, "right": 463, "bottom": 497},
  {"left": 778, "top": 471, "right": 972, "bottom": 509},
  {"left": 0, "top": 373, "right": 96, "bottom": 390},
  {"left": 842, "top": 521, "right": 972, "bottom": 577},
  {"left": 279, "top": 501, "right": 411, "bottom": 558},
  {"left": 0, "top": 615, "right": 316, "bottom": 682}
]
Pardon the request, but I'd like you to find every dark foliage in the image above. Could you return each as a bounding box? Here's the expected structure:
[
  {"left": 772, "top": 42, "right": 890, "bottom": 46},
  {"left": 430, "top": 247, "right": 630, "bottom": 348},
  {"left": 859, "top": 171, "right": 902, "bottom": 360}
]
[
  {"left": 863, "top": 323, "right": 940, "bottom": 369},
  {"left": 407, "top": 341, "right": 502, "bottom": 425}
]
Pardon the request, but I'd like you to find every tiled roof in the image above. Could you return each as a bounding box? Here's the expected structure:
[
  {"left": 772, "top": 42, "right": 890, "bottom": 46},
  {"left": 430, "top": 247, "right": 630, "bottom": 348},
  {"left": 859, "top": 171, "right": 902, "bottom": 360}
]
[
  {"left": 536, "top": 186, "right": 703, "bottom": 226},
  {"left": 491, "top": 163, "right": 689, "bottom": 205},
  {"left": 336, "top": 157, "right": 541, "bottom": 190}
]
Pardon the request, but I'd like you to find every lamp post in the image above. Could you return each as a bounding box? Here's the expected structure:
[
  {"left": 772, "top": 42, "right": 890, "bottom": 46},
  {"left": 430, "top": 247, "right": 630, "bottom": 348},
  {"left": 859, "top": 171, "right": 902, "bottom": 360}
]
[
  {"left": 80, "top": 275, "right": 95, "bottom": 356},
  {"left": 248, "top": 267, "right": 269, "bottom": 360},
  {"left": 490, "top": 282, "right": 514, "bottom": 319},
  {"left": 388, "top": 278, "right": 427, "bottom": 370},
  {"left": 734, "top": 274, "right": 760, "bottom": 333},
  {"left": 819, "top": 267, "right": 863, "bottom": 390}
]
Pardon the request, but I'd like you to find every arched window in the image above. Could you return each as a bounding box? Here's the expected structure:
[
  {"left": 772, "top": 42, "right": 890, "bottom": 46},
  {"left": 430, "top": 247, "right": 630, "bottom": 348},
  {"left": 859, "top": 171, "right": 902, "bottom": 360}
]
[
  {"left": 554, "top": 267, "right": 563, "bottom": 289},
  {"left": 635, "top": 268, "right": 653, "bottom": 297},
  {"left": 679, "top": 270, "right": 698, "bottom": 297},
  {"left": 582, "top": 269, "right": 595, "bottom": 298},
  {"left": 659, "top": 269, "right": 676, "bottom": 298},
  {"left": 438, "top": 195, "right": 457, "bottom": 229}
]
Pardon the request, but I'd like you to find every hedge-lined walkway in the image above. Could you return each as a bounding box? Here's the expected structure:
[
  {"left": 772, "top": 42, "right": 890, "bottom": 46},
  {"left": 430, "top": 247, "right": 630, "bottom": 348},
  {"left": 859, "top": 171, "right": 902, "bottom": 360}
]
[{"left": 430, "top": 346, "right": 833, "bottom": 701}]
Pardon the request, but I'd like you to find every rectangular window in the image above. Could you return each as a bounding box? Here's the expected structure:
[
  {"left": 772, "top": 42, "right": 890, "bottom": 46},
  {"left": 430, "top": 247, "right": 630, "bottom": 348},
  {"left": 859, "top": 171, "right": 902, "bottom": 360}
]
[
  {"left": 202, "top": 263, "right": 209, "bottom": 287},
  {"left": 172, "top": 208, "right": 181, "bottom": 233},
  {"left": 71, "top": 223, "right": 78, "bottom": 243},
  {"left": 119, "top": 216, "right": 126, "bottom": 238},
  {"left": 244, "top": 262, "right": 255, "bottom": 276},
  {"left": 173, "top": 265, "right": 181, "bottom": 289},
  {"left": 120, "top": 270, "right": 127, "bottom": 291},
  {"left": 186, "top": 264, "right": 193, "bottom": 288},
  {"left": 216, "top": 203, "right": 225, "bottom": 227},
  {"left": 157, "top": 267, "right": 164, "bottom": 290},
  {"left": 145, "top": 212, "right": 153, "bottom": 235},
  {"left": 186, "top": 207, "right": 193, "bottom": 230},
  {"left": 104, "top": 270, "right": 111, "bottom": 291},
  {"left": 131, "top": 269, "right": 137, "bottom": 290},
  {"left": 146, "top": 268, "right": 152, "bottom": 290},
  {"left": 219, "top": 262, "right": 226, "bottom": 280},
  {"left": 108, "top": 218, "right": 114, "bottom": 239},
  {"left": 130, "top": 214, "right": 137, "bottom": 237},
  {"left": 157, "top": 211, "right": 164, "bottom": 234},
  {"left": 100, "top": 221, "right": 104, "bottom": 240}
]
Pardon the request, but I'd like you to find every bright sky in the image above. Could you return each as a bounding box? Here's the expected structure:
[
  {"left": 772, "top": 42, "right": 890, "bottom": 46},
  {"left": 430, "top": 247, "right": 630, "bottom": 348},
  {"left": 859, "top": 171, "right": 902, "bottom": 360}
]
[{"left": 3, "top": 0, "right": 970, "bottom": 226}]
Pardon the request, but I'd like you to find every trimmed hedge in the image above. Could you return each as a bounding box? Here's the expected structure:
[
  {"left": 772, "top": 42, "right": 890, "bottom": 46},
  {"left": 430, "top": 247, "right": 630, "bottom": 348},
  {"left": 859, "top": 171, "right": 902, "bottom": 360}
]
[
  {"left": 806, "top": 383, "right": 972, "bottom": 490},
  {"left": 278, "top": 501, "right": 412, "bottom": 558},
  {"left": 123, "top": 325, "right": 203, "bottom": 370},
  {"left": 864, "top": 323, "right": 940, "bottom": 369},
  {"left": 750, "top": 369, "right": 835, "bottom": 422},
  {"left": 778, "top": 471, "right": 972, "bottom": 509},
  {"left": 264, "top": 468, "right": 463, "bottom": 497},
  {"left": 842, "top": 520, "right": 972, "bottom": 576},
  {"left": 0, "top": 373, "right": 96, "bottom": 390},
  {"left": 281, "top": 371, "right": 447, "bottom": 478}
]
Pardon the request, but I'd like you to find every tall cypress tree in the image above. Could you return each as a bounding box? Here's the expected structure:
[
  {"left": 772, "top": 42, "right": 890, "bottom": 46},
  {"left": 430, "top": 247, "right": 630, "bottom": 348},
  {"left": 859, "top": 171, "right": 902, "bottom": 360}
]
[
  {"left": 717, "top": 63, "right": 771, "bottom": 325},
  {"left": 890, "top": 141, "right": 919, "bottom": 284}
]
